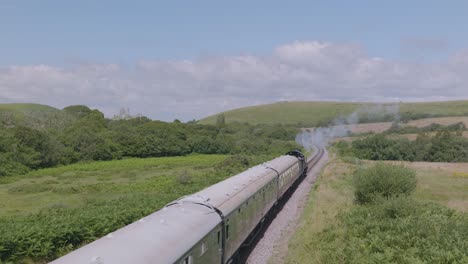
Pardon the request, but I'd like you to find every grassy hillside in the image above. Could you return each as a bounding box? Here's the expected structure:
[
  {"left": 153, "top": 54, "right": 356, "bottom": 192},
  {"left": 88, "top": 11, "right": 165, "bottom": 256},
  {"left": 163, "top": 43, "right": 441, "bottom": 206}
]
[
  {"left": 0, "top": 103, "right": 58, "bottom": 113},
  {"left": 201, "top": 101, "right": 361, "bottom": 125},
  {"left": 200, "top": 100, "right": 468, "bottom": 126}
]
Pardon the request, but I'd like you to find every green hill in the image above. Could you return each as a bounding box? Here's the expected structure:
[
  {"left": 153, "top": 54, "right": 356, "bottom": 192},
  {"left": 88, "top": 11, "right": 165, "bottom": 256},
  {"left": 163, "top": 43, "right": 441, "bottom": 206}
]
[
  {"left": 199, "top": 100, "right": 468, "bottom": 126},
  {"left": 0, "top": 103, "right": 62, "bottom": 129},
  {"left": 0, "top": 103, "right": 58, "bottom": 113}
]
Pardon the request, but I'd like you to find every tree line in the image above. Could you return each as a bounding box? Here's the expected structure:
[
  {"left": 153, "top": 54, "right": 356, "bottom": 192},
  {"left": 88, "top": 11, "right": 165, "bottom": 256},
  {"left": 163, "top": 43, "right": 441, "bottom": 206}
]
[
  {"left": 0, "top": 106, "right": 300, "bottom": 176},
  {"left": 336, "top": 130, "right": 468, "bottom": 162}
]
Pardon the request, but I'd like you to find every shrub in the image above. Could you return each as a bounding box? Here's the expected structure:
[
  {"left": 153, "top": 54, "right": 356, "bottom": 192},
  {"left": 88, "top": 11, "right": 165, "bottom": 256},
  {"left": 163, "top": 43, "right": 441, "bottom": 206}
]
[
  {"left": 339, "top": 198, "right": 468, "bottom": 263},
  {"left": 353, "top": 163, "right": 416, "bottom": 204},
  {"left": 177, "top": 169, "right": 192, "bottom": 184}
]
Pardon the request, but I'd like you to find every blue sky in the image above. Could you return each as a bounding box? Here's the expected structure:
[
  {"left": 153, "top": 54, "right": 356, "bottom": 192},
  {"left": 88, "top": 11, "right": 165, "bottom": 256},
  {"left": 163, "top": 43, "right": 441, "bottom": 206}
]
[
  {"left": 1, "top": 0, "right": 467, "bottom": 65},
  {"left": 1, "top": 1, "right": 468, "bottom": 120}
]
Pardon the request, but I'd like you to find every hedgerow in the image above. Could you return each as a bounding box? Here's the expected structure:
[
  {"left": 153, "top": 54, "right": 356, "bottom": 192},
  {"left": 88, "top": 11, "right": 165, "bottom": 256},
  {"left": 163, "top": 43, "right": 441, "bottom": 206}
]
[{"left": 337, "top": 131, "right": 468, "bottom": 162}]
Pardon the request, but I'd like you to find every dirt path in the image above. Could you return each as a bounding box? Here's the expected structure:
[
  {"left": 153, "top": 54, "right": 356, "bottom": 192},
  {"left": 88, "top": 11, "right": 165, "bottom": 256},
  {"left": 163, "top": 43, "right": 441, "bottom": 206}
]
[{"left": 246, "top": 150, "right": 329, "bottom": 264}]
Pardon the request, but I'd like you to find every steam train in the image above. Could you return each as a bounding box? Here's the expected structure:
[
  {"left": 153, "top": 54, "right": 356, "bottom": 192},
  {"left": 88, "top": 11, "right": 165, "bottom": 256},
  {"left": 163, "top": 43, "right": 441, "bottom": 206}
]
[{"left": 51, "top": 150, "right": 319, "bottom": 264}]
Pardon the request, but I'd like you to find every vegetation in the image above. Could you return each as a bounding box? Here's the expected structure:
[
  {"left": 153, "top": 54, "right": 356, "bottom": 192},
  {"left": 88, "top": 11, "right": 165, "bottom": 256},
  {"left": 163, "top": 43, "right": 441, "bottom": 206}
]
[
  {"left": 353, "top": 163, "right": 416, "bottom": 204},
  {"left": 0, "top": 104, "right": 58, "bottom": 114},
  {"left": 336, "top": 130, "right": 468, "bottom": 162},
  {"left": 384, "top": 121, "right": 466, "bottom": 135},
  {"left": 0, "top": 103, "right": 302, "bottom": 262},
  {"left": 200, "top": 101, "right": 362, "bottom": 126},
  {"left": 0, "top": 104, "right": 300, "bottom": 177},
  {"left": 287, "top": 159, "right": 468, "bottom": 264},
  {"left": 0, "top": 154, "right": 276, "bottom": 263},
  {"left": 410, "top": 163, "right": 468, "bottom": 212},
  {"left": 200, "top": 100, "right": 468, "bottom": 126},
  {"left": 336, "top": 198, "right": 468, "bottom": 263}
]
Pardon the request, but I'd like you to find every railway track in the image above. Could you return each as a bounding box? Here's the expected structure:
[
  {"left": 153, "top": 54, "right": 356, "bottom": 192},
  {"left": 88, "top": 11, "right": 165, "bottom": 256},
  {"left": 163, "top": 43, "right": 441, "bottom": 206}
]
[
  {"left": 243, "top": 147, "right": 327, "bottom": 263},
  {"left": 307, "top": 147, "right": 325, "bottom": 173}
]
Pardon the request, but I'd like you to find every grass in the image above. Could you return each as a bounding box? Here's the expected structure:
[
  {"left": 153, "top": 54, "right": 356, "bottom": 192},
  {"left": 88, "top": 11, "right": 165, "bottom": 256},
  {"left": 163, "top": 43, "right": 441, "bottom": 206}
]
[
  {"left": 286, "top": 158, "right": 354, "bottom": 264},
  {"left": 199, "top": 100, "right": 468, "bottom": 125},
  {"left": 1, "top": 154, "right": 278, "bottom": 263},
  {"left": 0, "top": 154, "right": 228, "bottom": 217},
  {"left": 200, "top": 101, "right": 363, "bottom": 125},
  {"left": 0, "top": 103, "right": 57, "bottom": 113},
  {"left": 286, "top": 156, "right": 468, "bottom": 263},
  {"left": 394, "top": 161, "right": 468, "bottom": 212}
]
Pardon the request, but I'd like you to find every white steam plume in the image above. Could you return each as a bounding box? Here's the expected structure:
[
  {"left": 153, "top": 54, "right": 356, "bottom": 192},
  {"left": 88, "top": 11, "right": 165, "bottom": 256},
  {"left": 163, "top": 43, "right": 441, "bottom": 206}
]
[{"left": 296, "top": 104, "right": 400, "bottom": 150}]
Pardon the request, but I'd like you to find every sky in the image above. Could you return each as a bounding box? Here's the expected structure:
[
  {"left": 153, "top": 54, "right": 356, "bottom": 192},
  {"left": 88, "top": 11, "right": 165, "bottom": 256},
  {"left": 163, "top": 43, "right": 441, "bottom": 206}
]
[{"left": 1, "top": 0, "right": 468, "bottom": 121}]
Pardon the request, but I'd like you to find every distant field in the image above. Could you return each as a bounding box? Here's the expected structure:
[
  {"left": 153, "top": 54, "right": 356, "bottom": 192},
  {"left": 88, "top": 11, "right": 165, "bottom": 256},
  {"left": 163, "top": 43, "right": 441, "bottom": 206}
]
[
  {"left": 335, "top": 131, "right": 468, "bottom": 143},
  {"left": 325, "top": 116, "right": 468, "bottom": 136},
  {"left": 200, "top": 100, "right": 468, "bottom": 125},
  {"left": 374, "top": 160, "right": 468, "bottom": 212},
  {"left": 286, "top": 157, "right": 468, "bottom": 263}
]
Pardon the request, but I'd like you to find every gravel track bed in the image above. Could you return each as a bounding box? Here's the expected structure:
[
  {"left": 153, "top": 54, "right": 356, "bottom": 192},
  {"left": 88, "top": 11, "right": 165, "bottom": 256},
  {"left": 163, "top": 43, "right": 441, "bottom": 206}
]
[{"left": 246, "top": 150, "right": 329, "bottom": 264}]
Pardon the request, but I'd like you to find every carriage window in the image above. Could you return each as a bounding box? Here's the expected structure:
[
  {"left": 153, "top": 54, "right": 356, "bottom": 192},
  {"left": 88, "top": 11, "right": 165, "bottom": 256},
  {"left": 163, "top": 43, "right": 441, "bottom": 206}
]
[
  {"left": 182, "top": 255, "right": 192, "bottom": 264},
  {"left": 226, "top": 225, "right": 230, "bottom": 240},
  {"left": 200, "top": 242, "right": 207, "bottom": 256}
]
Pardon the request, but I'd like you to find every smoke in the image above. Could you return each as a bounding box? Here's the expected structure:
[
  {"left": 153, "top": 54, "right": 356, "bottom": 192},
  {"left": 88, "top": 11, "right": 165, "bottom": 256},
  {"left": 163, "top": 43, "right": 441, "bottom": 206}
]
[
  {"left": 296, "top": 126, "right": 350, "bottom": 150},
  {"left": 296, "top": 104, "right": 400, "bottom": 150}
]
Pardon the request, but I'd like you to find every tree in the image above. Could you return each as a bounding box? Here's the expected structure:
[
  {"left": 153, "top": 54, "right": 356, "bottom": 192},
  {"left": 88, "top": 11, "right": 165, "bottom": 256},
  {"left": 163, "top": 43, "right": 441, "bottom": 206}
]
[
  {"left": 63, "top": 105, "right": 92, "bottom": 118},
  {"left": 216, "top": 114, "right": 226, "bottom": 127}
]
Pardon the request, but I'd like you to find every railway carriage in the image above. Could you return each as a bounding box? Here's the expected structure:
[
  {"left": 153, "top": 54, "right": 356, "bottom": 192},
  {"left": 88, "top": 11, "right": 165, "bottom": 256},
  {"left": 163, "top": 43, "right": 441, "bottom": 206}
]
[
  {"left": 264, "top": 155, "right": 302, "bottom": 198},
  {"left": 50, "top": 150, "right": 313, "bottom": 264}
]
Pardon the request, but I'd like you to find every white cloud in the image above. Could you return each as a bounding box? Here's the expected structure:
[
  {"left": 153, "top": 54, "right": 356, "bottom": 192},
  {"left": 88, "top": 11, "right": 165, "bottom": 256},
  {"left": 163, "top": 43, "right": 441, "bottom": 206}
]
[{"left": 1, "top": 41, "right": 468, "bottom": 121}]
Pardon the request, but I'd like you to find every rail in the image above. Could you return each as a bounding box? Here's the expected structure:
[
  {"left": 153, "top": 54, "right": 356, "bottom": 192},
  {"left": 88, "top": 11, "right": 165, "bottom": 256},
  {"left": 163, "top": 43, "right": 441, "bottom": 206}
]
[{"left": 306, "top": 147, "right": 324, "bottom": 173}]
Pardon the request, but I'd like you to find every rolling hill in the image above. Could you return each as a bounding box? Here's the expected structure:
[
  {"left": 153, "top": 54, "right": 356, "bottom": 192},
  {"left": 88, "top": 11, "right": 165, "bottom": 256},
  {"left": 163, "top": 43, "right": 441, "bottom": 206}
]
[
  {"left": 199, "top": 100, "right": 468, "bottom": 126},
  {"left": 0, "top": 103, "right": 58, "bottom": 113},
  {"left": 0, "top": 103, "right": 60, "bottom": 118}
]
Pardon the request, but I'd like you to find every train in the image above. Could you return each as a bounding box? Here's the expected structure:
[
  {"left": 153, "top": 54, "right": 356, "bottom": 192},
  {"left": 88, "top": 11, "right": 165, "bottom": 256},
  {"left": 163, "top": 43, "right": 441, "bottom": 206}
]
[{"left": 50, "top": 149, "right": 320, "bottom": 264}]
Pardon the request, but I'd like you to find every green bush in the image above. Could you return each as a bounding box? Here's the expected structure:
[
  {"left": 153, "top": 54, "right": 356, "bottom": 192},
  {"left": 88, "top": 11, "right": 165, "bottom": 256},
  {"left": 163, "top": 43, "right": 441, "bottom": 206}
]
[{"left": 353, "top": 163, "right": 416, "bottom": 204}]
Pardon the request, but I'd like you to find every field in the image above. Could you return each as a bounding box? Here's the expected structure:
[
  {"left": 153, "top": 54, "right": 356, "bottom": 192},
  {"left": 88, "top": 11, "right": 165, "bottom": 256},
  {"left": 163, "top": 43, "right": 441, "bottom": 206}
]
[
  {"left": 199, "top": 100, "right": 468, "bottom": 125},
  {"left": 329, "top": 116, "right": 468, "bottom": 135},
  {"left": 335, "top": 131, "right": 468, "bottom": 144},
  {"left": 200, "top": 101, "right": 361, "bottom": 125},
  {"left": 0, "top": 155, "right": 230, "bottom": 217},
  {"left": 286, "top": 157, "right": 468, "bottom": 263},
  {"left": 0, "top": 154, "right": 268, "bottom": 263},
  {"left": 386, "top": 161, "right": 468, "bottom": 212}
]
